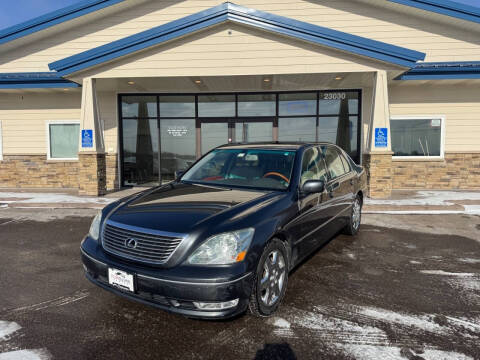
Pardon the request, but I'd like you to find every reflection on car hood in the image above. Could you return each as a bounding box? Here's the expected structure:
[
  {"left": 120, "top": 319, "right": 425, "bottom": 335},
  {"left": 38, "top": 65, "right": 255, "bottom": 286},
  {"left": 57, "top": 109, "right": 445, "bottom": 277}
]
[{"left": 107, "top": 182, "right": 273, "bottom": 233}]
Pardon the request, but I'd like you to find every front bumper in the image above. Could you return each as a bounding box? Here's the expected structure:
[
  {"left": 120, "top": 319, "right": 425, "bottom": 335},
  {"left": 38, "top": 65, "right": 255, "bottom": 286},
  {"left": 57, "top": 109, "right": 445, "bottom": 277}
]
[{"left": 81, "top": 238, "right": 253, "bottom": 319}]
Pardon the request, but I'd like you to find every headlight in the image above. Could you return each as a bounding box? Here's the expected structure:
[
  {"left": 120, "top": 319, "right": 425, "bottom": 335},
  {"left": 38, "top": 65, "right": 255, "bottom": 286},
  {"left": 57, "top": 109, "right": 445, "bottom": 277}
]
[
  {"left": 89, "top": 211, "right": 102, "bottom": 241},
  {"left": 187, "top": 228, "right": 255, "bottom": 265}
]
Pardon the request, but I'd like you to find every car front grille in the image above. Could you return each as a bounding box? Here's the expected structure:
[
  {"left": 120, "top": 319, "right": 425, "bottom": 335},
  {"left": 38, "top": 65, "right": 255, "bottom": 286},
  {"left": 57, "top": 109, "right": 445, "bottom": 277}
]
[{"left": 102, "top": 221, "right": 184, "bottom": 265}]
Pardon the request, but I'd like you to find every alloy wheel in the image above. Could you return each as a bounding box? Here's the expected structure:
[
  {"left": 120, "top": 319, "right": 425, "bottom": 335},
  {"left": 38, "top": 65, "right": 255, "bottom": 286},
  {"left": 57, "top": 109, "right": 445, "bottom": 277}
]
[
  {"left": 352, "top": 198, "right": 361, "bottom": 230},
  {"left": 260, "top": 250, "right": 286, "bottom": 306}
]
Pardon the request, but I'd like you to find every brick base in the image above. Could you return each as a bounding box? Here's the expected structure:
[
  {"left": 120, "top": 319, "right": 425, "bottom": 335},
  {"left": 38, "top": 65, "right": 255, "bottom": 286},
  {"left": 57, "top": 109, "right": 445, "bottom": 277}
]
[
  {"left": 106, "top": 154, "right": 119, "bottom": 191},
  {"left": 0, "top": 155, "right": 78, "bottom": 189},
  {"left": 392, "top": 152, "right": 480, "bottom": 189},
  {"left": 363, "top": 152, "right": 393, "bottom": 199},
  {"left": 78, "top": 153, "right": 106, "bottom": 196}
]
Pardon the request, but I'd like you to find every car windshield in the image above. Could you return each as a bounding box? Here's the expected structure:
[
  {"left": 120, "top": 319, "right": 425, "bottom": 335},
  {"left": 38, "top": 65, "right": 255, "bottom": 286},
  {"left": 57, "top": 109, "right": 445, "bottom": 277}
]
[{"left": 181, "top": 148, "right": 296, "bottom": 190}]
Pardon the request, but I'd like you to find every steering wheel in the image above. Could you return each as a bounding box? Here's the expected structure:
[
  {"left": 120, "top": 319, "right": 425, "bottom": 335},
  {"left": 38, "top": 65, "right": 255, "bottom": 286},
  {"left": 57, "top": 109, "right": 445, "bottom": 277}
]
[{"left": 263, "top": 172, "right": 290, "bottom": 183}]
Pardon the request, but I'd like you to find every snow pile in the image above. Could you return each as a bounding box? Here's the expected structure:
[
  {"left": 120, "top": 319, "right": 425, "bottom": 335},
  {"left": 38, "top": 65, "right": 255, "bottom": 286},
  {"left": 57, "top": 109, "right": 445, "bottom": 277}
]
[{"left": 0, "top": 321, "right": 20, "bottom": 340}]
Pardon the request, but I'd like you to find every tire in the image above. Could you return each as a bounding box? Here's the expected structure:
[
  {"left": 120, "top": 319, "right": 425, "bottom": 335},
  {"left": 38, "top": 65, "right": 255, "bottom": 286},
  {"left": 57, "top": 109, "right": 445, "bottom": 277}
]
[
  {"left": 344, "top": 194, "right": 362, "bottom": 236},
  {"left": 249, "top": 239, "right": 289, "bottom": 317}
]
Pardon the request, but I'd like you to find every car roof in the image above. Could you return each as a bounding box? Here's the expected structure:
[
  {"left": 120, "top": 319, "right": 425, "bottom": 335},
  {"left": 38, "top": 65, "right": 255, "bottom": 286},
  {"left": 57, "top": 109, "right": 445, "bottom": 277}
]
[{"left": 217, "top": 142, "right": 336, "bottom": 151}]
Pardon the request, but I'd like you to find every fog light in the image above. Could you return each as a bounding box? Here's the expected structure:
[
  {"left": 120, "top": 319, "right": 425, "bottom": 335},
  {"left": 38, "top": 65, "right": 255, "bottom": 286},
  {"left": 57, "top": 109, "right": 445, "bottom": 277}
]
[{"left": 193, "top": 299, "right": 239, "bottom": 310}]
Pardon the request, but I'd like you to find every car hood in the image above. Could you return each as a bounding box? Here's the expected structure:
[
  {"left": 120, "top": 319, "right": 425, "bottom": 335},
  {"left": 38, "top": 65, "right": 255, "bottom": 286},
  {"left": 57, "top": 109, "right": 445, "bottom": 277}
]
[{"left": 107, "top": 182, "right": 274, "bottom": 234}]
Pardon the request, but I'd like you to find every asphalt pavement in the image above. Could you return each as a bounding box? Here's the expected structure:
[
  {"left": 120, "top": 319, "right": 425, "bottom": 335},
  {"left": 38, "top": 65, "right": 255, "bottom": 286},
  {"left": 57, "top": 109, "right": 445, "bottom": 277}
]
[{"left": 0, "top": 209, "right": 479, "bottom": 360}]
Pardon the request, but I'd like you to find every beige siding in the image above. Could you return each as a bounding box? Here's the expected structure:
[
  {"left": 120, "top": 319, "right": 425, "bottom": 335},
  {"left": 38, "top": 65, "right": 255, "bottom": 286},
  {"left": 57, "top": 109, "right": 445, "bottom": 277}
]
[
  {"left": 1, "top": 0, "right": 480, "bottom": 73},
  {"left": 98, "top": 91, "right": 118, "bottom": 153},
  {"left": 0, "top": 91, "right": 81, "bottom": 154},
  {"left": 82, "top": 23, "right": 396, "bottom": 79},
  {"left": 389, "top": 83, "right": 480, "bottom": 152}
]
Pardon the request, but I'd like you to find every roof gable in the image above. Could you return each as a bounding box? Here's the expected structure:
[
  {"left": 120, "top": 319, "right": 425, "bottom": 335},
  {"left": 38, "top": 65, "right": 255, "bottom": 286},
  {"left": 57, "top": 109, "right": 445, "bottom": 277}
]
[
  {"left": 48, "top": 2, "right": 426, "bottom": 75},
  {"left": 387, "top": 0, "right": 480, "bottom": 24},
  {"left": 0, "top": 0, "right": 126, "bottom": 45}
]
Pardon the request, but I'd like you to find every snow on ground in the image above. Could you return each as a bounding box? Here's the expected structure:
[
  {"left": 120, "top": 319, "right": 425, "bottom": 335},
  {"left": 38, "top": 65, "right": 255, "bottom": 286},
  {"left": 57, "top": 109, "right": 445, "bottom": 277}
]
[
  {"left": 339, "top": 344, "right": 474, "bottom": 360},
  {"left": 358, "top": 307, "right": 446, "bottom": 334},
  {"left": 0, "top": 192, "right": 117, "bottom": 204},
  {"left": 365, "top": 191, "right": 480, "bottom": 206},
  {"left": 0, "top": 322, "right": 20, "bottom": 341},
  {"left": 420, "top": 270, "right": 475, "bottom": 276},
  {"left": 0, "top": 349, "right": 51, "bottom": 360},
  {"left": 458, "top": 258, "right": 480, "bottom": 264},
  {"left": 269, "top": 304, "right": 478, "bottom": 359}
]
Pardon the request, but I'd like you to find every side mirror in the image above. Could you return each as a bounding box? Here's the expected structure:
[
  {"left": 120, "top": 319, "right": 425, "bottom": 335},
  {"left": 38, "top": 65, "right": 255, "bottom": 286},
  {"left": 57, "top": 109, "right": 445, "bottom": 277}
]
[
  {"left": 175, "top": 170, "right": 185, "bottom": 181},
  {"left": 301, "top": 180, "right": 325, "bottom": 195}
]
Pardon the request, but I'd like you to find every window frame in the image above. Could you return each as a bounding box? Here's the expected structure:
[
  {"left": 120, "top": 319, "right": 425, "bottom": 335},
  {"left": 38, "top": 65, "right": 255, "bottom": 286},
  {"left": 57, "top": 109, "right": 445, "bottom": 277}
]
[
  {"left": 46, "top": 120, "right": 81, "bottom": 161},
  {"left": 390, "top": 115, "right": 445, "bottom": 160}
]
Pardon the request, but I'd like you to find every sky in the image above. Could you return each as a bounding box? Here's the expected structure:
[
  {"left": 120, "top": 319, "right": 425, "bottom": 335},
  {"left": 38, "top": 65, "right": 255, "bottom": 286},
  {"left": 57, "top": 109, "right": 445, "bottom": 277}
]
[{"left": 0, "top": 0, "right": 479, "bottom": 31}]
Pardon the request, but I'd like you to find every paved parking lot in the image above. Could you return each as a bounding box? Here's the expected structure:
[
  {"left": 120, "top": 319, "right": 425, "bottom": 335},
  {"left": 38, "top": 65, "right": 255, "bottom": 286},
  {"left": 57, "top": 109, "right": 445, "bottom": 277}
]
[{"left": 0, "top": 209, "right": 479, "bottom": 360}]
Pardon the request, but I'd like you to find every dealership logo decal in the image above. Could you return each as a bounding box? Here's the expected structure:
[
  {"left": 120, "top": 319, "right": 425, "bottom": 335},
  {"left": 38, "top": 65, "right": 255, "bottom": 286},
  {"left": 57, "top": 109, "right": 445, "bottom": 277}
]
[
  {"left": 125, "top": 238, "right": 138, "bottom": 249},
  {"left": 167, "top": 126, "right": 188, "bottom": 137}
]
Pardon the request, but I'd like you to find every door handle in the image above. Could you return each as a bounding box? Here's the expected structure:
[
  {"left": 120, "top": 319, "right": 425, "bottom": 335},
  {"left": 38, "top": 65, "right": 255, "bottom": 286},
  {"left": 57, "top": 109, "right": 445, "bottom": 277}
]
[
  {"left": 350, "top": 179, "right": 354, "bottom": 186},
  {"left": 332, "top": 182, "right": 340, "bottom": 190}
]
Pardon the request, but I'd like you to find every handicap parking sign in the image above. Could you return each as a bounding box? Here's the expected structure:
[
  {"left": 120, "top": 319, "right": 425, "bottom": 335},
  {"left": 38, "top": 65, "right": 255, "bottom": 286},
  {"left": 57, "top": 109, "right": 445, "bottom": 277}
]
[
  {"left": 81, "top": 129, "right": 93, "bottom": 148},
  {"left": 375, "top": 128, "right": 388, "bottom": 148}
]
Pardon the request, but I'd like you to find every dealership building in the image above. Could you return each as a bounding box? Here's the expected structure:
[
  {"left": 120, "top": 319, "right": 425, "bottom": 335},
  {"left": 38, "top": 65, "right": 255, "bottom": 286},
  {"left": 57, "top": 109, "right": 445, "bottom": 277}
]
[{"left": 0, "top": 0, "right": 479, "bottom": 198}]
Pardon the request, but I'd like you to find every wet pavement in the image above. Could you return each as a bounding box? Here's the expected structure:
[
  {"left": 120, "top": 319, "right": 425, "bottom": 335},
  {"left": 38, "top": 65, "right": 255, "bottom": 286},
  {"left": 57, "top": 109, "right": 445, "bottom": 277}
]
[{"left": 0, "top": 209, "right": 479, "bottom": 360}]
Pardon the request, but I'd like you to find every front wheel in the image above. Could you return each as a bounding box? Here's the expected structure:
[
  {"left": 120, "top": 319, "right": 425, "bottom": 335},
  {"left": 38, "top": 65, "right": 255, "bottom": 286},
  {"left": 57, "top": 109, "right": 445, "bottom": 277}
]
[
  {"left": 344, "top": 194, "right": 362, "bottom": 236},
  {"left": 249, "top": 239, "right": 288, "bottom": 317}
]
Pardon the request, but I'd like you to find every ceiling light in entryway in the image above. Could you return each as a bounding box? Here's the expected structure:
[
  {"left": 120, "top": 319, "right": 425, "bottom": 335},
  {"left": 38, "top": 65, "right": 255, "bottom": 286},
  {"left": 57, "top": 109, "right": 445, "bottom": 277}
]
[
  {"left": 194, "top": 80, "right": 202, "bottom": 84},
  {"left": 127, "top": 81, "right": 135, "bottom": 85},
  {"left": 263, "top": 78, "right": 271, "bottom": 83},
  {"left": 335, "top": 76, "right": 343, "bottom": 80}
]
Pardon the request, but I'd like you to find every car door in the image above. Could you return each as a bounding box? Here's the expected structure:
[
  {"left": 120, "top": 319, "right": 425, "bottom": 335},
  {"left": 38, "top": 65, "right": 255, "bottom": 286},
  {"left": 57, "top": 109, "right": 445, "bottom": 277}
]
[
  {"left": 322, "top": 145, "right": 352, "bottom": 231},
  {"left": 288, "top": 146, "right": 331, "bottom": 261}
]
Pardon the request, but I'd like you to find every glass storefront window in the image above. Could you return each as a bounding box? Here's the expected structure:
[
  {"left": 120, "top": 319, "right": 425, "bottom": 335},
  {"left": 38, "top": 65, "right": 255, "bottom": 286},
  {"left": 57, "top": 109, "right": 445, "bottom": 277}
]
[
  {"left": 391, "top": 118, "right": 443, "bottom": 157},
  {"left": 122, "top": 96, "right": 157, "bottom": 118},
  {"left": 234, "top": 122, "right": 273, "bottom": 143},
  {"left": 238, "top": 94, "right": 276, "bottom": 116},
  {"left": 278, "top": 117, "right": 316, "bottom": 142},
  {"left": 318, "top": 117, "right": 339, "bottom": 143},
  {"left": 160, "top": 96, "right": 195, "bottom": 117},
  {"left": 279, "top": 93, "right": 316, "bottom": 116},
  {"left": 120, "top": 90, "right": 361, "bottom": 187},
  {"left": 160, "top": 119, "right": 196, "bottom": 182},
  {"left": 201, "top": 122, "right": 229, "bottom": 154},
  {"left": 122, "top": 118, "right": 159, "bottom": 186},
  {"left": 198, "top": 95, "right": 235, "bottom": 117}
]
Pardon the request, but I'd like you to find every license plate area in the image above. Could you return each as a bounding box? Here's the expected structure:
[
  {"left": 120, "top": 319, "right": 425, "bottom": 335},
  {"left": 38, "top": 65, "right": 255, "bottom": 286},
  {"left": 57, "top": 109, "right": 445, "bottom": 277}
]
[{"left": 108, "top": 268, "right": 135, "bottom": 292}]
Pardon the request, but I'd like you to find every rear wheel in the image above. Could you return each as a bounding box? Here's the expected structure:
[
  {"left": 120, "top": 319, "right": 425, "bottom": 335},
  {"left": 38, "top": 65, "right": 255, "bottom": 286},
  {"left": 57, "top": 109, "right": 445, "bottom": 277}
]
[
  {"left": 344, "top": 194, "right": 362, "bottom": 236},
  {"left": 249, "top": 239, "right": 288, "bottom": 317}
]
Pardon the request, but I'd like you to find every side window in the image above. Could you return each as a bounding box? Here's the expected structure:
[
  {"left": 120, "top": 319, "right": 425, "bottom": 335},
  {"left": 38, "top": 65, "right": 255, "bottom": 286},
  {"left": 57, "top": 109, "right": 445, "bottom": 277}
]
[
  {"left": 338, "top": 150, "right": 351, "bottom": 173},
  {"left": 300, "top": 147, "right": 327, "bottom": 186},
  {"left": 324, "top": 146, "right": 347, "bottom": 180}
]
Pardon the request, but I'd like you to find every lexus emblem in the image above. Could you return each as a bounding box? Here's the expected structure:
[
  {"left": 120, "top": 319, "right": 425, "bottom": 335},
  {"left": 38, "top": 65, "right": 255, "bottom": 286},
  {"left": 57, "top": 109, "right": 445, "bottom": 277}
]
[{"left": 126, "top": 238, "right": 138, "bottom": 249}]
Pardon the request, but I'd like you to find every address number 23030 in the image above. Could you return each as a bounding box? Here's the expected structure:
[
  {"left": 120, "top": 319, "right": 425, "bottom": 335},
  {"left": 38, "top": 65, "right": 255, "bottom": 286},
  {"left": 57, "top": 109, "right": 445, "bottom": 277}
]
[{"left": 323, "top": 93, "right": 346, "bottom": 100}]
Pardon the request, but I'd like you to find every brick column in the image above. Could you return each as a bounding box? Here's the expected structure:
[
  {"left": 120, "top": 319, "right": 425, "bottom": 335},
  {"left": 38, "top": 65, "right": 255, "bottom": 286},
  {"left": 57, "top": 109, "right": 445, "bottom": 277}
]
[
  {"left": 363, "top": 152, "right": 393, "bottom": 199},
  {"left": 78, "top": 78, "right": 106, "bottom": 196},
  {"left": 363, "top": 71, "right": 393, "bottom": 198},
  {"left": 78, "top": 152, "right": 106, "bottom": 196}
]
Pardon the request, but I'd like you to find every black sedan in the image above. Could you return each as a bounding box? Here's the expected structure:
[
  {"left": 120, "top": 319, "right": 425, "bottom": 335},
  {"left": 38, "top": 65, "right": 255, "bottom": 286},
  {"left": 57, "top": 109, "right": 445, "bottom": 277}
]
[{"left": 81, "top": 142, "right": 367, "bottom": 319}]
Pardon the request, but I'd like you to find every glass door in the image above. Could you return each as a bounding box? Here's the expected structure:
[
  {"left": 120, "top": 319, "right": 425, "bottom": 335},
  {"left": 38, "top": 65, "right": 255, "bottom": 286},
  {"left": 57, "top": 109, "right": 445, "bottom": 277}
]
[
  {"left": 160, "top": 119, "right": 196, "bottom": 183},
  {"left": 200, "top": 120, "right": 231, "bottom": 155},
  {"left": 235, "top": 120, "right": 274, "bottom": 143}
]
